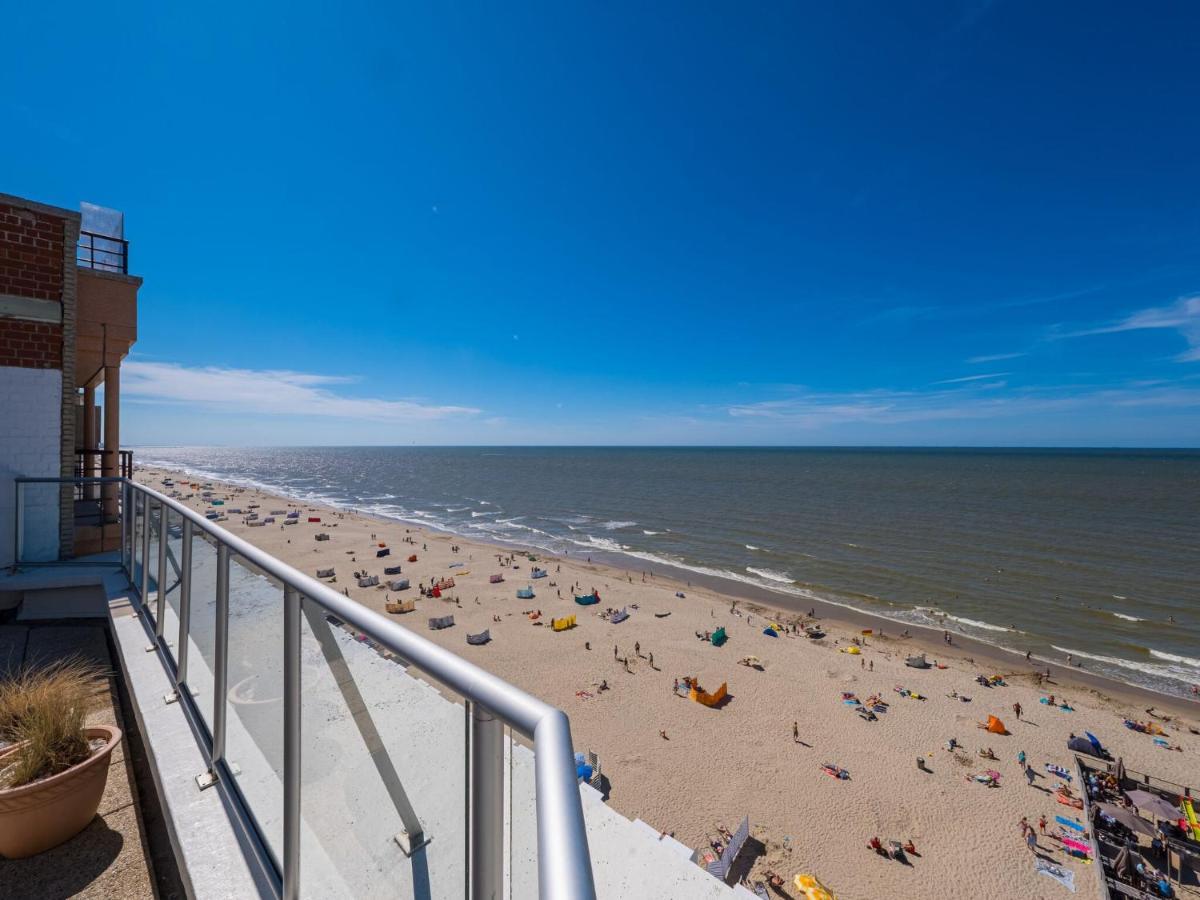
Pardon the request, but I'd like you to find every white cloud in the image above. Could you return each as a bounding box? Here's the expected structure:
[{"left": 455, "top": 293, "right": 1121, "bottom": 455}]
[
  {"left": 122, "top": 361, "right": 479, "bottom": 421},
  {"left": 933, "top": 372, "right": 1010, "bottom": 385},
  {"left": 726, "top": 383, "right": 1200, "bottom": 429},
  {"left": 1069, "top": 295, "right": 1200, "bottom": 362},
  {"left": 966, "top": 351, "right": 1026, "bottom": 364}
]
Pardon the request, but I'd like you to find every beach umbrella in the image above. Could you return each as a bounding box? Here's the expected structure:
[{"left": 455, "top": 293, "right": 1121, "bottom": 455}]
[
  {"left": 1125, "top": 790, "right": 1180, "bottom": 821},
  {"left": 1096, "top": 803, "right": 1156, "bottom": 837}
]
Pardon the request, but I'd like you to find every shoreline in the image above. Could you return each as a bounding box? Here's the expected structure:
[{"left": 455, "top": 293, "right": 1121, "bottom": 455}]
[{"left": 143, "top": 462, "right": 1198, "bottom": 718}]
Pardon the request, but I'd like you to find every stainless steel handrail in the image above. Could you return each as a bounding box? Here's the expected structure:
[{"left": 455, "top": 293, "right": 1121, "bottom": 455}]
[{"left": 14, "top": 476, "right": 596, "bottom": 899}]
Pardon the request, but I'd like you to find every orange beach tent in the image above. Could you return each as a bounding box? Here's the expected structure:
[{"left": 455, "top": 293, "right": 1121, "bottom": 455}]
[
  {"left": 984, "top": 715, "right": 1009, "bottom": 735},
  {"left": 689, "top": 680, "right": 729, "bottom": 707}
]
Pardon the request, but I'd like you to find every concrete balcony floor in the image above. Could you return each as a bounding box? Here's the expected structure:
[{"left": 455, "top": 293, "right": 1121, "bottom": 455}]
[{"left": 0, "top": 618, "right": 181, "bottom": 898}]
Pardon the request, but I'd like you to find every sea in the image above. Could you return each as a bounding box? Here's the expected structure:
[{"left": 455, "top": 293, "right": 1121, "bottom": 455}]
[{"left": 135, "top": 446, "right": 1200, "bottom": 699}]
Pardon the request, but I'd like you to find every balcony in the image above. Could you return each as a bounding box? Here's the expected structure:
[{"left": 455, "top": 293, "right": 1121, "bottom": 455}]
[
  {"left": 5, "top": 478, "right": 750, "bottom": 899},
  {"left": 77, "top": 230, "right": 129, "bottom": 275}
]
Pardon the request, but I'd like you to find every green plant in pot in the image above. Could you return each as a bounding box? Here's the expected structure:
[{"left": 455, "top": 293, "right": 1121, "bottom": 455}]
[{"left": 0, "top": 657, "right": 123, "bottom": 858}]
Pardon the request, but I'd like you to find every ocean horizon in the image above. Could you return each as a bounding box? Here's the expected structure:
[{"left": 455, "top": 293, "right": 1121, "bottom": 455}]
[{"left": 137, "top": 445, "right": 1200, "bottom": 699}]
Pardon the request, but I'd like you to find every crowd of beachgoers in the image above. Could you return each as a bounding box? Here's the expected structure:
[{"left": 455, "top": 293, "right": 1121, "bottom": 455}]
[{"left": 140, "top": 467, "right": 1200, "bottom": 899}]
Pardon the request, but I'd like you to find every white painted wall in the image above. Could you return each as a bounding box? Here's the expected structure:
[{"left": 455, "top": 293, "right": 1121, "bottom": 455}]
[{"left": 0, "top": 366, "right": 61, "bottom": 566}]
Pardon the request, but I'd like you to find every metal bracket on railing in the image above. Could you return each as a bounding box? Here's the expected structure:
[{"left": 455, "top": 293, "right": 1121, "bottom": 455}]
[{"left": 301, "top": 601, "right": 431, "bottom": 856}]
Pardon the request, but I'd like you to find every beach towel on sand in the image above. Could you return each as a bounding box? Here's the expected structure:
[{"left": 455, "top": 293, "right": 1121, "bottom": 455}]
[{"left": 1035, "top": 857, "right": 1076, "bottom": 892}]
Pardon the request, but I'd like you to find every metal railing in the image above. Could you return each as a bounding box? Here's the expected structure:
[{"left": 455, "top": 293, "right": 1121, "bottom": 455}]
[
  {"left": 12, "top": 477, "right": 596, "bottom": 898},
  {"left": 77, "top": 230, "right": 129, "bottom": 274},
  {"left": 75, "top": 448, "right": 134, "bottom": 480}
]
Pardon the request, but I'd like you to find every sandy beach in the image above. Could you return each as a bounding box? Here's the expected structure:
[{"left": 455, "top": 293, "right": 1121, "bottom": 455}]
[{"left": 138, "top": 465, "right": 1200, "bottom": 900}]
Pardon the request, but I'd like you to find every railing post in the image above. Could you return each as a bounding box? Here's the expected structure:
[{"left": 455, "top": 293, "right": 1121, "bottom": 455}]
[
  {"left": 470, "top": 702, "right": 504, "bottom": 900},
  {"left": 155, "top": 504, "right": 168, "bottom": 637},
  {"left": 176, "top": 519, "right": 192, "bottom": 686},
  {"left": 140, "top": 495, "right": 151, "bottom": 602},
  {"left": 121, "top": 483, "right": 130, "bottom": 573},
  {"left": 283, "top": 586, "right": 302, "bottom": 900},
  {"left": 211, "top": 544, "right": 230, "bottom": 766}
]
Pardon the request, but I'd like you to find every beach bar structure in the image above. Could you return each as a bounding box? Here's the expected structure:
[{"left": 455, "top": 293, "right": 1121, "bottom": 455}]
[{"left": 1076, "top": 756, "right": 1200, "bottom": 899}]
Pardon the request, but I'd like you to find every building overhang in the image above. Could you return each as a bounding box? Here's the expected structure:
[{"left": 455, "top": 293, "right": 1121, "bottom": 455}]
[{"left": 76, "top": 267, "right": 141, "bottom": 388}]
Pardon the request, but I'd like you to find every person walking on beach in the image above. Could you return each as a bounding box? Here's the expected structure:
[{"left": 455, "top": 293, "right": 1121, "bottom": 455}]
[
  {"left": 1025, "top": 763, "right": 1036, "bottom": 786},
  {"left": 1038, "top": 816, "right": 1047, "bottom": 835},
  {"left": 1013, "top": 701, "right": 1022, "bottom": 720},
  {"left": 1026, "top": 830, "right": 1037, "bottom": 854},
  {"left": 613, "top": 645, "right": 618, "bottom": 659},
  {"left": 793, "top": 721, "right": 799, "bottom": 743},
  {"left": 1017, "top": 750, "right": 1026, "bottom": 767}
]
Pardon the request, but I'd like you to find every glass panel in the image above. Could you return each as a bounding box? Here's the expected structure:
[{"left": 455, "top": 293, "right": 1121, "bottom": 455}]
[
  {"left": 506, "top": 724, "right": 539, "bottom": 897},
  {"left": 18, "top": 482, "right": 61, "bottom": 563},
  {"left": 146, "top": 499, "right": 162, "bottom": 617},
  {"left": 299, "top": 605, "right": 467, "bottom": 899},
  {"left": 224, "top": 553, "right": 285, "bottom": 865},
  {"left": 159, "top": 507, "right": 184, "bottom": 654},
  {"left": 184, "top": 528, "right": 220, "bottom": 731},
  {"left": 131, "top": 492, "right": 144, "bottom": 587}
]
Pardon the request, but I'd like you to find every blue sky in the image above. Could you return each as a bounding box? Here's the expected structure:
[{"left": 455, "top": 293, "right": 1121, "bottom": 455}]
[{"left": 6, "top": 1, "right": 1199, "bottom": 446}]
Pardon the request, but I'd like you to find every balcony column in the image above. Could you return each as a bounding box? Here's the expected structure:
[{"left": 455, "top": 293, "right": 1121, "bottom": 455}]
[
  {"left": 83, "top": 384, "right": 97, "bottom": 498},
  {"left": 102, "top": 365, "right": 120, "bottom": 520}
]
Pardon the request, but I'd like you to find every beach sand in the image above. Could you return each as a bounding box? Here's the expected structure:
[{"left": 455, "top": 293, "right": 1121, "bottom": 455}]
[{"left": 138, "top": 466, "right": 1200, "bottom": 900}]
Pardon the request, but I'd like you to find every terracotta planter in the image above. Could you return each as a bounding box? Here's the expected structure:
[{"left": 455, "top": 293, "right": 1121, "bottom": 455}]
[{"left": 0, "top": 725, "right": 122, "bottom": 858}]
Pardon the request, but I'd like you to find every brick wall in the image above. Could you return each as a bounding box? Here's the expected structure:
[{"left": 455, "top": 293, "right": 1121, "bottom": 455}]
[
  {"left": 0, "top": 319, "right": 64, "bottom": 368},
  {"left": 0, "top": 203, "right": 65, "bottom": 301}
]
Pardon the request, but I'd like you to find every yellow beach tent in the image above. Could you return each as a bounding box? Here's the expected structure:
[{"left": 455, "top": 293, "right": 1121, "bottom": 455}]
[{"left": 794, "top": 873, "right": 834, "bottom": 899}]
